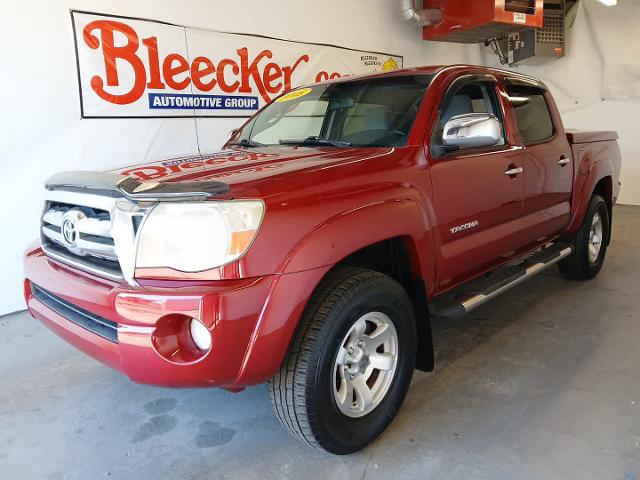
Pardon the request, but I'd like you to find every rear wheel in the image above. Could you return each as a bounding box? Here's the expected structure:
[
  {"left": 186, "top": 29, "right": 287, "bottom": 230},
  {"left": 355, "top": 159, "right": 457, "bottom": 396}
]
[
  {"left": 558, "top": 195, "right": 610, "bottom": 280},
  {"left": 268, "top": 267, "right": 416, "bottom": 454}
]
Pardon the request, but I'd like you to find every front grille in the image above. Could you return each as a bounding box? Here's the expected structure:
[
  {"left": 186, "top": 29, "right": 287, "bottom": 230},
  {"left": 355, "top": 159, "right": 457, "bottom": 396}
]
[
  {"left": 40, "top": 197, "right": 126, "bottom": 282},
  {"left": 43, "top": 243, "right": 124, "bottom": 280},
  {"left": 40, "top": 177, "right": 150, "bottom": 284},
  {"left": 42, "top": 201, "right": 117, "bottom": 259},
  {"left": 31, "top": 283, "right": 119, "bottom": 343}
]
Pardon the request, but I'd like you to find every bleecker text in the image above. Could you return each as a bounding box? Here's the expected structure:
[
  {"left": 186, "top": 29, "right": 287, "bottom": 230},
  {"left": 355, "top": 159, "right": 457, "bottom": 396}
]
[{"left": 82, "top": 20, "right": 310, "bottom": 105}]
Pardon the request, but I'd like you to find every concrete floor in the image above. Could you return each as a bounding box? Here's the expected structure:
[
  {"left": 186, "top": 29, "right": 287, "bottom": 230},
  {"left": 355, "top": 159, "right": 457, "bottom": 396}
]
[{"left": 2, "top": 205, "right": 640, "bottom": 480}]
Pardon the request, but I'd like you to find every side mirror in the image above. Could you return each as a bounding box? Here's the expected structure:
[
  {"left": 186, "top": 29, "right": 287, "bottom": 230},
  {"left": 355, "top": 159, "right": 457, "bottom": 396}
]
[{"left": 442, "top": 113, "right": 502, "bottom": 149}]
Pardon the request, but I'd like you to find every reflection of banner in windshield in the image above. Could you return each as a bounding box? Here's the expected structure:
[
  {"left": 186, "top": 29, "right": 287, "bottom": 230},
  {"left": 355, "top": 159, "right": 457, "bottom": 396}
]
[{"left": 72, "top": 11, "right": 403, "bottom": 118}]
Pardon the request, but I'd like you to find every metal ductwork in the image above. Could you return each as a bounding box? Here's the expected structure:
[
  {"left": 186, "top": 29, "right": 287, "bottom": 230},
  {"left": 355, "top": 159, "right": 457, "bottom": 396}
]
[{"left": 400, "top": 0, "right": 443, "bottom": 26}]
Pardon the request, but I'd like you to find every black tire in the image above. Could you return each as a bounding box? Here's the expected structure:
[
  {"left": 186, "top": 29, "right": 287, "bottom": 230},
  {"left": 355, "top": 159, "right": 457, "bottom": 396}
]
[
  {"left": 558, "top": 195, "right": 610, "bottom": 280},
  {"left": 268, "top": 267, "right": 416, "bottom": 454}
]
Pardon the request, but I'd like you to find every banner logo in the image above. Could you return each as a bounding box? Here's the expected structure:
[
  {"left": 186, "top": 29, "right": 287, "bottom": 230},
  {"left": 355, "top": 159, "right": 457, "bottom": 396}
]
[{"left": 72, "top": 12, "right": 403, "bottom": 118}]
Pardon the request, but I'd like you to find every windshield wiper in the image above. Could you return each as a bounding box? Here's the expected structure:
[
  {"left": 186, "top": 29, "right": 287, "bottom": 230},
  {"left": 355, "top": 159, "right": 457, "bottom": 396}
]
[
  {"left": 227, "top": 138, "right": 266, "bottom": 148},
  {"left": 279, "top": 136, "right": 352, "bottom": 147}
]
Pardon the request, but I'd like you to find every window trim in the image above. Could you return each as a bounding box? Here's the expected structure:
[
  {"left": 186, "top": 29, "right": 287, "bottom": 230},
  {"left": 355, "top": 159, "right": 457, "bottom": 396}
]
[
  {"left": 503, "top": 76, "right": 548, "bottom": 92},
  {"left": 430, "top": 74, "right": 510, "bottom": 159}
]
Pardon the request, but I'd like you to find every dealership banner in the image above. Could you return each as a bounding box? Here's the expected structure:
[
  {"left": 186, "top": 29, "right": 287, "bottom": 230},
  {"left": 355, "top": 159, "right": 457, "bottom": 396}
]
[{"left": 71, "top": 11, "right": 403, "bottom": 118}]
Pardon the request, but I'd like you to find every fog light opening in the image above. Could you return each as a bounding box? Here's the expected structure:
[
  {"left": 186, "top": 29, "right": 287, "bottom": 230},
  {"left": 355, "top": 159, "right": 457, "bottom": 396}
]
[{"left": 189, "top": 319, "right": 212, "bottom": 351}]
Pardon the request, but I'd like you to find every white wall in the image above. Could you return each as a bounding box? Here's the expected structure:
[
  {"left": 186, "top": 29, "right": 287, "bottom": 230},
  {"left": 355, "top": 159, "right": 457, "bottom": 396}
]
[
  {"left": 0, "top": 0, "right": 480, "bottom": 315},
  {"left": 482, "top": 0, "right": 640, "bottom": 205},
  {"left": 4, "top": 0, "right": 637, "bottom": 316}
]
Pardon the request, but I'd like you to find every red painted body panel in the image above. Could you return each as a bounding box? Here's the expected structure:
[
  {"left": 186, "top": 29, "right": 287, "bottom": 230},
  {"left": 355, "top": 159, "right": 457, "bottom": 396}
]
[
  {"left": 565, "top": 137, "right": 621, "bottom": 234},
  {"left": 23, "top": 65, "right": 622, "bottom": 387},
  {"left": 429, "top": 144, "right": 526, "bottom": 289},
  {"left": 24, "top": 248, "right": 328, "bottom": 388},
  {"left": 498, "top": 79, "right": 574, "bottom": 244}
]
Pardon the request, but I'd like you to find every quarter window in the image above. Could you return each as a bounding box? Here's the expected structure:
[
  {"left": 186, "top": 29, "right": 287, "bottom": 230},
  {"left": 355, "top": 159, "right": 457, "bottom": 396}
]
[{"left": 506, "top": 85, "right": 555, "bottom": 145}]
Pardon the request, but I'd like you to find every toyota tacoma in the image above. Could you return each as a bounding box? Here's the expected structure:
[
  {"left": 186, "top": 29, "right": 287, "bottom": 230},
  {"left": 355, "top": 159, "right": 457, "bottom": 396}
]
[{"left": 24, "top": 65, "right": 622, "bottom": 454}]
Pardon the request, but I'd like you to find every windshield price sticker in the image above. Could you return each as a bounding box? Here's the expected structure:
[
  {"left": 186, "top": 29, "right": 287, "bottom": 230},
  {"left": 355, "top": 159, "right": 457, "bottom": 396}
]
[{"left": 276, "top": 88, "right": 313, "bottom": 103}]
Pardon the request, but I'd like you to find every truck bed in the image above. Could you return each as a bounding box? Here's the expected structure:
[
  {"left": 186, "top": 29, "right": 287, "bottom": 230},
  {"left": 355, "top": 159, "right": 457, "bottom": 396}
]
[{"left": 566, "top": 130, "right": 619, "bottom": 144}]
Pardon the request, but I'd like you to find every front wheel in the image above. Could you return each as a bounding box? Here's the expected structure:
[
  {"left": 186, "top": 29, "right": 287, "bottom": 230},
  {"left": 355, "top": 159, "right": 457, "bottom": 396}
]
[
  {"left": 558, "top": 194, "right": 610, "bottom": 280},
  {"left": 268, "top": 267, "right": 416, "bottom": 454}
]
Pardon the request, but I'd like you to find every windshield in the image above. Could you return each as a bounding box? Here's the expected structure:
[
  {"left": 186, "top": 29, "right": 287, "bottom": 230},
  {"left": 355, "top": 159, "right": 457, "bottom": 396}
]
[{"left": 234, "top": 75, "right": 433, "bottom": 148}]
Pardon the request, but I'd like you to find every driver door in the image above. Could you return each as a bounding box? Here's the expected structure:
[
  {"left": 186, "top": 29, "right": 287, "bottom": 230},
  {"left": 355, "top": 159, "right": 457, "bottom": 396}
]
[{"left": 428, "top": 75, "right": 525, "bottom": 290}]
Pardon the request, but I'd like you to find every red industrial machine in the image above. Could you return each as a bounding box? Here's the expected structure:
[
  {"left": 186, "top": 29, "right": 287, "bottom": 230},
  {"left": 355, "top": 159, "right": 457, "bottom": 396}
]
[{"left": 422, "top": 0, "right": 544, "bottom": 43}]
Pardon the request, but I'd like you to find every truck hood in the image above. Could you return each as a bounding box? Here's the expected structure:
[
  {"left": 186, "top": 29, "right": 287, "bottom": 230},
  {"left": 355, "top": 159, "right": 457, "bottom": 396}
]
[{"left": 108, "top": 146, "right": 393, "bottom": 198}]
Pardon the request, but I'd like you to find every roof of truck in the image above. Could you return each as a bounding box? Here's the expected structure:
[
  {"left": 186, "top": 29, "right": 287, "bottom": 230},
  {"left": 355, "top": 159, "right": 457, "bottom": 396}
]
[{"left": 314, "top": 64, "right": 546, "bottom": 89}]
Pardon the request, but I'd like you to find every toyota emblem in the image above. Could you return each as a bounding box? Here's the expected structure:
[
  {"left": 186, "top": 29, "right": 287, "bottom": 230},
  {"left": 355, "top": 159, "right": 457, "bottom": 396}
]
[{"left": 61, "top": 217, "right": 78, "bottom": 247}]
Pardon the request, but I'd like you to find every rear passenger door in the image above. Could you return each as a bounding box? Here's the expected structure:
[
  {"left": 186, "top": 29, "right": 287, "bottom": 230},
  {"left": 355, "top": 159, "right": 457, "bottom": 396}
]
[{"left": 504, "top": 80, "right": 573, "bottom": 242}]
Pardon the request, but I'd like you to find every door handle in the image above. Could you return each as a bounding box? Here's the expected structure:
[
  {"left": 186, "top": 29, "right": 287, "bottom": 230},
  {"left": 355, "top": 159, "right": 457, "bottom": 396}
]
[
  {"left": 505, "top": 166, "right": 524, "bottom": 176},
  {"left": 558, "top": 156, "right": 571, "bottom": 166}
]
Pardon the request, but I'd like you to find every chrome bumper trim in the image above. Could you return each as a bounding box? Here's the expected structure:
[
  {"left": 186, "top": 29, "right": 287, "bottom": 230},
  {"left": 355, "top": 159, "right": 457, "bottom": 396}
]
[{"left": 42, "top": 244, "right": 124, "bottom": 282}]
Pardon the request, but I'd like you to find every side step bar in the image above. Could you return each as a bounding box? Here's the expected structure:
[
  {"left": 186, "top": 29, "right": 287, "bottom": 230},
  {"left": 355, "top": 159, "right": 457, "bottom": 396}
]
[{"left": 433, "top": 243, "right": 573, "bottom": 319}]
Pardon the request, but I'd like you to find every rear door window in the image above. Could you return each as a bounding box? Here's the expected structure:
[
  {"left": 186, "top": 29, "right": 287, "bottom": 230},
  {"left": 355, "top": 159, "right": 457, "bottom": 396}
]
[{"left": 505, "top": 84, "right": 555, "bottom": 145}]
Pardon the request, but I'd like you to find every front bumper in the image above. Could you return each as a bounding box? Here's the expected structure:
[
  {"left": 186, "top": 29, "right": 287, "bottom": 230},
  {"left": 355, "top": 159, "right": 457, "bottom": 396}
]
[{"left": 24, "top": 248, "right": 328, "bottom": 388}]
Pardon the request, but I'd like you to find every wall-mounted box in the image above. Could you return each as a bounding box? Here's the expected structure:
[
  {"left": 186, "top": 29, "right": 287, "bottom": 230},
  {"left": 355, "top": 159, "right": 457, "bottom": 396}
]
[{"left": 423, "top": 0, "right": 544, "bottom": 44}]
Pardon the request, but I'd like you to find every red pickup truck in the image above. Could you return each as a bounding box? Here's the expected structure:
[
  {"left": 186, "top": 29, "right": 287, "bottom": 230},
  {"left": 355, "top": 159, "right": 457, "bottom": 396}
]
[{"left": 24, "top": 65, "right": 621, "bottom": 454}]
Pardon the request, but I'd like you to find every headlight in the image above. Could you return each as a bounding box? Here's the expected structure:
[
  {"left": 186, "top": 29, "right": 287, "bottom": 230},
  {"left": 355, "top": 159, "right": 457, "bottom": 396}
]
[{"left": 136, "top": 200, "right": 264, "bottom": 272}]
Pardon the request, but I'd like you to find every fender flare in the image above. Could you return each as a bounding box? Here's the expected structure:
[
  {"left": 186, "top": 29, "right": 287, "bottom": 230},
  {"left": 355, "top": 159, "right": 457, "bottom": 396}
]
[
  {"left": 231, "top": 199, "right": 436, "bottom": 386},
  {"left": 567, "top": 158, "right": 614, "bottom": 235},
  {"left": 279, "top": 198, "right": 434, "bottom": 277}
]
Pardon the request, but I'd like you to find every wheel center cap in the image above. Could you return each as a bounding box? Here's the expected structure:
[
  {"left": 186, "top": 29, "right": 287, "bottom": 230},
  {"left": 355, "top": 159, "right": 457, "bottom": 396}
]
[
  {"left": 346, "top": 345, "right": 370, "bottom": 374},
  {"left": 359, "top": 356, "right": 370, "bottom": 371},
  {"left": 351, "top": 347, "right": 364, "bottom": 362}
]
